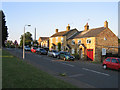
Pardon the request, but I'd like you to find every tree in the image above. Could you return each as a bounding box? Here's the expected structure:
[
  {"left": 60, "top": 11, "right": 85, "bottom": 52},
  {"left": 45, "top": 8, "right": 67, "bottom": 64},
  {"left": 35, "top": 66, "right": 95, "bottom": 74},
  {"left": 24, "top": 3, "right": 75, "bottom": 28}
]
[
  {"left": 5, "top": 40, "right": 13, "bottom": 47},
  {"left": 0, "top": 10, "right": 8, "bottom": 47},
  {"left": 57, "top": 42, "right": 61, "bottom": 51},
  {"left": 20, "top": 32, "right": 33, "bottom": 47},
  {"left": 118, "top": 38, "right": 120, "bottom": 43}
]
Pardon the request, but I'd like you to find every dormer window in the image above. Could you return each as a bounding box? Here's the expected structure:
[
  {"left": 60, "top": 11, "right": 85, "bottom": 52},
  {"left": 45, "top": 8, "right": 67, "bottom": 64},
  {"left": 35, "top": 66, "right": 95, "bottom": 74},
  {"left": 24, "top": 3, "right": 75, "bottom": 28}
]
[
  {"left": 104, "top": 37, "right": 107, "bottom": 40},
  {"left": 72, "top": 40, "right": 75, "bottom": 45},
  {"left": 87, "top": 39, "right": 91, "bottom": 44}
]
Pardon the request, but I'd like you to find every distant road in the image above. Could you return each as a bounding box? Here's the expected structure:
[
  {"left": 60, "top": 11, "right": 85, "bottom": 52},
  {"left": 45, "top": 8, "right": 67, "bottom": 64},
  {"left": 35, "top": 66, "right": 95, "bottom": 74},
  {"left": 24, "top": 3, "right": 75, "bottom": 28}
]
[{"left": 5, "top": 48, "right": 119, "bottom": 88}]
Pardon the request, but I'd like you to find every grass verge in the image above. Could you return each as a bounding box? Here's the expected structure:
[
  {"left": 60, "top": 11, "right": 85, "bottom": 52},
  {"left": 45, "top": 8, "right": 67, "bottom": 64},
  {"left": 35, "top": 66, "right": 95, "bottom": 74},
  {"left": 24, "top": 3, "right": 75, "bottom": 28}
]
[{"left": 2, "top": 50, "right": 77, "bottom": 88}]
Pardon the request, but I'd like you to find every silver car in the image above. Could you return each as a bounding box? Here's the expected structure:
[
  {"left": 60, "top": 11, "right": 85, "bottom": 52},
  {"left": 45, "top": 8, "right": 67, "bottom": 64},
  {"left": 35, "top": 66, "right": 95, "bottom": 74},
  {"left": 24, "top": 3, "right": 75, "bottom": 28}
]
[
  {"left": 47, "top": 50, "right": 59, "bottom": 58},
  {"left": 24, "top": 46, "right": 31, "bottom": 51}
]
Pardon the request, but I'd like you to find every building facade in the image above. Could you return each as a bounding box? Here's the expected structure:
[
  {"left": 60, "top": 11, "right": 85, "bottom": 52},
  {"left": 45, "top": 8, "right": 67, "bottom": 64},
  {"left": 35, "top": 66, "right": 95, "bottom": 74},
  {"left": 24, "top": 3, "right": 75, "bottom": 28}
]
[
  {"left": 38, "top": 37, "right": 49, "bottom": 48},
  {"left": 68, "top": 21, "right": 118, "bottom": 61},
  {"left": 49, "top": 24, "right": 79, "bottom": 51}
]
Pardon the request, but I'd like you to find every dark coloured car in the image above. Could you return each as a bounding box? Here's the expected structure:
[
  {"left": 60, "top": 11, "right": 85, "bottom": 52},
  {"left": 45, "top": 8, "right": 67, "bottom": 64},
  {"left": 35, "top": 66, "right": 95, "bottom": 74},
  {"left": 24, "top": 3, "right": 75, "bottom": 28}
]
[
  {"left": 36, "top": 48, "right": 47, "bottom": 55},
  {"left": 102, "top": 57, "right": 120, "bottom": 70},
  {"left": 43, "top": 47, "right": 49, "bottom": 52},
  {"left": 57, "top": 51, "right": 75, "bottom": 61}
]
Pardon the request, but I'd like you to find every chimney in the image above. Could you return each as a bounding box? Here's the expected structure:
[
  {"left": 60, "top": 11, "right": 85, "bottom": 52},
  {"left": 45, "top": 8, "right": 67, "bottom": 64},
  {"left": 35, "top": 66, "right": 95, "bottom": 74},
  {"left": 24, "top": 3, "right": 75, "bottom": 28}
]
[
  {"left": 84, "top": 23, "right": 89, "bottom": 31},
  {"left": 66, "top": 24, "right": 70, "bottom": 31},
  {"left": 55, "top": 29, "right": 58, "bottom": 33},
  {"left": 104, "top": 20, "right": 108, "bottom": 28}
]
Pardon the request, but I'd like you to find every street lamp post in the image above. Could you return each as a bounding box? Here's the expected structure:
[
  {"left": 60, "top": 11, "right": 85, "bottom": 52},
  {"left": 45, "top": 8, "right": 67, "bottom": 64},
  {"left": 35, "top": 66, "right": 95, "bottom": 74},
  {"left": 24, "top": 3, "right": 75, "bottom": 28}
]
[{"left": 23, "top": 25, "right": 31, "bottom": 59}]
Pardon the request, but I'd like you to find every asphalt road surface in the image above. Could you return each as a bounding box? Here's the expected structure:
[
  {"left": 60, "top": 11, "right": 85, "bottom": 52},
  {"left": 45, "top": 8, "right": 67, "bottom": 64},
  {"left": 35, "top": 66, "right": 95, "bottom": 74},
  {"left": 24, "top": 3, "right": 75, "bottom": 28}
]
[{"left": 4, "top": 48, "right": 119, "bottom": 88}]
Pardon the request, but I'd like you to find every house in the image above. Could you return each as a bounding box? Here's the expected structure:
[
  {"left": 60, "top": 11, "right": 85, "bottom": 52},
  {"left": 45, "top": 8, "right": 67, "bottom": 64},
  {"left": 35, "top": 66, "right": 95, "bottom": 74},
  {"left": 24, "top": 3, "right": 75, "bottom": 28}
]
[
  {"left": 49, "top": 24, "right": 79, "bottom": 51},
  {"left": 68, "top": 21, "right": 118, "bottom": 62},
  {"left": 38, "top": 37, "right": 49, "bottom": 48}
]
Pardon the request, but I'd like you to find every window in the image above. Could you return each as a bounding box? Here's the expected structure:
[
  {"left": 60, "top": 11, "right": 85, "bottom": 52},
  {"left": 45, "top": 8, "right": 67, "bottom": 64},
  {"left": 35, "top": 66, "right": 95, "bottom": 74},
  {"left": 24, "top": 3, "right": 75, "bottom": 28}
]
[
  {"left": 72, "top": 48, "right": 75, "bottom": 54},
  {"left": 87, "top": 39, "right": 91, "bottom": 44},
  {"left": 56, "top": 45, "right": 58, "bottom": 50},
  {"left": 106, "top": 58, "right": 111, "bottom": 62},
  {"left": 104, "top": 37, "right": 107, "bottom": 40},
  {"left": 111, "top": 59, "right": 118, "bottom": 63},
  {"left": 78, "top": 40, "right": 81, "bottom": 45},
  {"left": 61, "top": 37, "right": 64, "bottom": 43},
  {"left": 72, "top": 40, "right": 75, "bottom": 45},
  {"left": 50, "top": 38, "right": 52, "bottom": 43},
  {"left": 77, "top": 48, "right": 79, "bottom": 54},
  {"left": 61, "top": 46, "right": 63, "bottom": 50},
  {"left": 56, "top": 37, "right": 58, "bottom": 42}
]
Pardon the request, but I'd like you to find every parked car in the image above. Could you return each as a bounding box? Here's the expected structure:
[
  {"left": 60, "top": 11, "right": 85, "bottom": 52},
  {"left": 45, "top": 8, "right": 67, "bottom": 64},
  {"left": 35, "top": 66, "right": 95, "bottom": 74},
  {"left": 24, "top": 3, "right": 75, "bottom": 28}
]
[
  {"left": 31, "top": 47, "right": 37, "bottom": 53},
  {"left": 102, "top": 57, "right": 120, "bottom": 70},
  {"left": 24, "top": 46, "right": 31, "bottom": 51},
  {"left": 57, "top": 51, "right": 75, "bottom": 61},
  {"left": 47, "top": 50, "right": 59, "bottom": 58},
  {"left": 36, "top": 48, "right": 47, "bottom": 55},
  {"left": 43, "top": 47, "right": 49, "bottom": 52}
]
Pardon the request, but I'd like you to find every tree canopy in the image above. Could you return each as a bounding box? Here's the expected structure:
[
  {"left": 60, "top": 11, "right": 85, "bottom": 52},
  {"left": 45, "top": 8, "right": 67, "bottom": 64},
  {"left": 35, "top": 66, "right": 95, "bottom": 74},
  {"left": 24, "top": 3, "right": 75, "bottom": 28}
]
[
  {"left": 20, "top": 32, "right": 33, "bottom": 47},
  {"left": 1, "top": 10, "right": 8, "bottom": 47}
]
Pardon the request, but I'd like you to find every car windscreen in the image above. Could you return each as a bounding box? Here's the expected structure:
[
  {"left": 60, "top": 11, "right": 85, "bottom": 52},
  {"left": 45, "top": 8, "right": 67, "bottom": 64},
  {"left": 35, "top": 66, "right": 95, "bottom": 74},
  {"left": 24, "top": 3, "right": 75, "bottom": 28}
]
[
  {"left": 117, "top": 58, "right": 120, "bottom": 63},
  {"left": 33, "top": 47, "right": 37, "bottom": 49},
  {"left": 52, "top": 50, "right": 58, "bottom": 53},
  {"left": 64, "top": 52, "right": 70, "bottom": 55},
  {"left": 40, "top": 49, "right": 46, "bottom": 51}
]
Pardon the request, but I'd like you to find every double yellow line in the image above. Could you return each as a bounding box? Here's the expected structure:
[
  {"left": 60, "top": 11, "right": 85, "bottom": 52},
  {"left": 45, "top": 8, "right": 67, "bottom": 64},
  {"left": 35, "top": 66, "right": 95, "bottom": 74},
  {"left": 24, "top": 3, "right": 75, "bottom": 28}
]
[{"left": 0, "top": 56, "right": 13, "bottom": 58}]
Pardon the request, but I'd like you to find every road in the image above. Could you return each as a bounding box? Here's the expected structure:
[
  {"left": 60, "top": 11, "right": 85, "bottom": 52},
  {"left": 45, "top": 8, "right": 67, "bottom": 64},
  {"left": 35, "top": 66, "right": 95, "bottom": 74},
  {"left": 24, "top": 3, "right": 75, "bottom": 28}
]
[{"left": 4, "top": 48, "right": 119, "bottom": 88}]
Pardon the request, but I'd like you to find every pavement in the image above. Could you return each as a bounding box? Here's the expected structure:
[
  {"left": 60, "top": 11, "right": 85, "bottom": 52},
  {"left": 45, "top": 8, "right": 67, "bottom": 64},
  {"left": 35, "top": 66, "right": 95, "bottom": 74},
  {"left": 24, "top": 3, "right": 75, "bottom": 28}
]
[{"left": 4, "top": 48, "right": 119, "bottom": 88}]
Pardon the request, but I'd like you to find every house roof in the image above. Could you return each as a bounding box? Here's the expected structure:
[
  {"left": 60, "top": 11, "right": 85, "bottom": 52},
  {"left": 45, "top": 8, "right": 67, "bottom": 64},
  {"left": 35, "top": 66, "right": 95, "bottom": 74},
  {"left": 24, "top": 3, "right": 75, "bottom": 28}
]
[
  {"left": 74, "top": 27, "right": 106, "bottom": 39},
  {"left": 50, "top": 28, "right": 78, "bottom": 37},
  {"left": 39, "top": 37, "right": 49, "bottom": 41},
  {"left": 68, "top": 31, "right": 82, "bottom": 40}
]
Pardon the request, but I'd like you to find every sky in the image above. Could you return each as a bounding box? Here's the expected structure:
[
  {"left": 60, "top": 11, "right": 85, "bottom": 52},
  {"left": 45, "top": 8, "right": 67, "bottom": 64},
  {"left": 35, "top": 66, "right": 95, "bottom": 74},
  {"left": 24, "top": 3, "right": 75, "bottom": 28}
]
[{"left": 2, "top": 1, "right": 118, "bottom": 44}]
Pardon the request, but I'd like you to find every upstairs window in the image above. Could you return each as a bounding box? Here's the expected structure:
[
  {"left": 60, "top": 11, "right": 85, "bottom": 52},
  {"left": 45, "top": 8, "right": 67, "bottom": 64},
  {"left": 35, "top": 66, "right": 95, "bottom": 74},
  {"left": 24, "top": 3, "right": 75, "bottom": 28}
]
[
  {"left": 61, "top": 37, "right": 64, "bottom": 43},
  {"left": 87, "top": 39, "right": 91, "bottom": 44},
  {"left": 50, "top": 38, "right": 52, "bottom": 43},
  {"left": 104, "top": 37, "right": 107, "bottom": 40},
  {"left": 78, "top": 40, "right": 81, "bottom": 45},
  {"left": 56, "top": 37, "right": 58, "bottom": 42},
  {"left": 72, "top": 40, "right": 75, "bottom": 45}
]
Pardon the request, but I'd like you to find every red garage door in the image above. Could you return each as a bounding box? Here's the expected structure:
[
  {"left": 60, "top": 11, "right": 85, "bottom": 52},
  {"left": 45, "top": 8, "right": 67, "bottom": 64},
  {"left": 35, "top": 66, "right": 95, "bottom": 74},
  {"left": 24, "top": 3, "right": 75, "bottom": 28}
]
[{"left": 87, "top": 49, "right": 93, "bottom": 61}]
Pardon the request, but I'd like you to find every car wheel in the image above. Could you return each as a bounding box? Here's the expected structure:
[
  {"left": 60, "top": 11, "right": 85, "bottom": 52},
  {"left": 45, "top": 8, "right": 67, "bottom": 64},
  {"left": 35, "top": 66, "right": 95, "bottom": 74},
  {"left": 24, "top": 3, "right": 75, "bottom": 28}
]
[
  {"left": 57, "top": 56, "right": 60, "bottom": 59},
  {"left": 52, "top": 55, "right": 54, "bottom": 58},
  {"left": 64, "top": 57, "right": 66, "bottom": 61},
  {"left": 103, "top": 65, "right": 107, "bottom": 69}
]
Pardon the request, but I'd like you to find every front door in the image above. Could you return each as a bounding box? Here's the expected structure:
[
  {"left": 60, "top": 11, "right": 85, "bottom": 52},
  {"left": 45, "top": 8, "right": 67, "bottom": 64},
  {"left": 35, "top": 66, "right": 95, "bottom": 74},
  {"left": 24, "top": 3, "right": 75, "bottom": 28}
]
[{"left": 87, "top": 49, "right": 93, "bottom": 61}]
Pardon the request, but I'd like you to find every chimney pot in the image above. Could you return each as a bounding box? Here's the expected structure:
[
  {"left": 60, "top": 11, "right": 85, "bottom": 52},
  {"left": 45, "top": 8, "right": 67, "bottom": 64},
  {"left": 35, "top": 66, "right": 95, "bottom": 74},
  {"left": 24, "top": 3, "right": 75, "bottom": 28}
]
[
  {"left": 56, "top": 29, "right": 58, "bottom": 33},
  {"left": 66, "top": 24, "right": 70, "bottom": 31},
  {"left": 104, "top": 20, "right": 108, "bottom": 28},
  {"left": 84, "top": 23, "right": 89, "bottom": 31}
]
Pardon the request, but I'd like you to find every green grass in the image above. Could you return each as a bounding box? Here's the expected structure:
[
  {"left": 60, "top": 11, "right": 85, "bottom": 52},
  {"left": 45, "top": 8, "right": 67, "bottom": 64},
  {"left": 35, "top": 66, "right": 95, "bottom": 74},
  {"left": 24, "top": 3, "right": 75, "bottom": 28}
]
[{"left": 2, "top": 50, "right": 77, "bottom": 88}]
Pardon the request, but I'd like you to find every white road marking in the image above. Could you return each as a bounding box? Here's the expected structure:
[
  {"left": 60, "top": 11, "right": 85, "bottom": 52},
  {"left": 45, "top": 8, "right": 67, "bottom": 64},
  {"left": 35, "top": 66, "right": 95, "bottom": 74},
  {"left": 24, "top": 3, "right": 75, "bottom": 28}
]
[
  {"left": 82, "top": 68, "right": 110, "bottom": 76},
  {"left": 61, "top": 63, "right": 74, "bottom": 67},
  {"left": 69, "top": 74, "right": 84, "bottom": 77}
]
